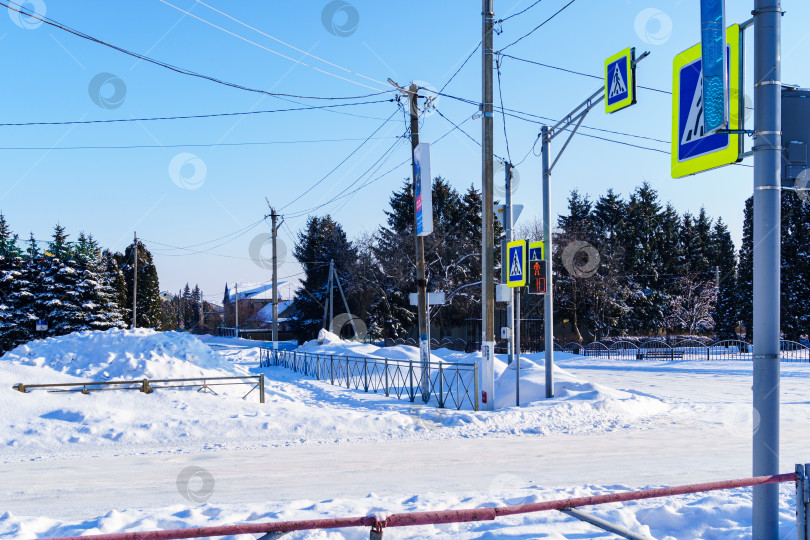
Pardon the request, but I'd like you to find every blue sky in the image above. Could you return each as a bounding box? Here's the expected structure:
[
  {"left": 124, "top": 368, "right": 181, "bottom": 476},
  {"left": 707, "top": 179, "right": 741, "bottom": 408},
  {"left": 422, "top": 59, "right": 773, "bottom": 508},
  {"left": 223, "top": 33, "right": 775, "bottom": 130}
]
[{"left": 0, "top": 0, "right": 808, "bottom": 303}]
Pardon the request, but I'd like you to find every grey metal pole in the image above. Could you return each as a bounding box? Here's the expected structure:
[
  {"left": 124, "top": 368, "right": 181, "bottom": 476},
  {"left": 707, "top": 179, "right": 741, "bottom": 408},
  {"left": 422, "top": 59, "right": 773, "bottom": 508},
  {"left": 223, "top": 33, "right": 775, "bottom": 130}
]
[
  {"left": 752, "top": 0, "right": 781, "bottom": 536},
  {"left": 541, "top": 125, "right": 554, "bottom": 398},
  {"left": 329, "top": 259, "right": 334, "bottom": 330},
  {"left": 408, "top": 83, "right": 430, "bottom": 401},
  {"left": 505, "top": 164, "right": 514, "bottom": 368},
  {"left": 515, "top": 286, "right": 521, "bottom": 406},
  {"left": 132, "top": 232, "right": 137, "bottom": 330},
  {"left": 234, "top": 282, "right": 238, "bottom": 337},
  {"left": 480, "top": 0, "right": 496, "bottom": 411}
]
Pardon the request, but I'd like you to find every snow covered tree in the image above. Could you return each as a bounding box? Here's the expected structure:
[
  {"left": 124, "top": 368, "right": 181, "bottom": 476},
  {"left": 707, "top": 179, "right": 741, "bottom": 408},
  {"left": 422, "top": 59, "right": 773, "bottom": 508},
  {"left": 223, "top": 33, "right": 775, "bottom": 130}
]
[
  {"left": 118, "top": 240, "right": 163, "bottom": 329},
  {"left": 665, "top": 274, "right": 718, "bottom": 335}
]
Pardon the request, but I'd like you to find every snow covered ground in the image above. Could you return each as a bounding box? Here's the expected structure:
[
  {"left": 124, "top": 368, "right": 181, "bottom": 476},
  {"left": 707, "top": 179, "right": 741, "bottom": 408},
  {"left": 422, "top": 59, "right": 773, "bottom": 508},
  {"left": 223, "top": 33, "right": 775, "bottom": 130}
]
[{"left": 0, "top": 329, "right": 806, "bottom": 538}]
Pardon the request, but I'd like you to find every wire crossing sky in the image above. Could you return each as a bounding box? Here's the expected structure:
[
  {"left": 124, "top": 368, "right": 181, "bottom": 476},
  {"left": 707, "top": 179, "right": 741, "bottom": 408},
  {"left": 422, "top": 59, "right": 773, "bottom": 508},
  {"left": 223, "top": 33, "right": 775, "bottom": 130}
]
[{"left": 0, "top": 0, "right": 808, "bottom": 297}]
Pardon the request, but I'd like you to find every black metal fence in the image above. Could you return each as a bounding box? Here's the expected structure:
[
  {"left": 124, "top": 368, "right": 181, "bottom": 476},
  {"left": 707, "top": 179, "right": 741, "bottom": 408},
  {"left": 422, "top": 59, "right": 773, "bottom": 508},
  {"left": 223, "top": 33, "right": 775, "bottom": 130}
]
[
  {"left": 562, "top": 339, "right": 810, "bottom": 362},
  {"left": 260, "top": 347, "right": 479, "bottom": 410}
]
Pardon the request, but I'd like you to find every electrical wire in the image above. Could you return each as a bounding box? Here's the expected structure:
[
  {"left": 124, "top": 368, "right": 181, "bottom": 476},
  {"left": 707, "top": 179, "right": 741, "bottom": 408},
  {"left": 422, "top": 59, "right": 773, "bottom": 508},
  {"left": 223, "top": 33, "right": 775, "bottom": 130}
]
[
  {"left": 0, "top": 136, "right": 404, "bottom": 151},
  {"left": 279, "top": 108, "right": 401, "bottom": 211},
  {"left": 0, "top": 100, "right": 393, "bottom": 127},
  {"left": 495, "top": 57, "right": 512, "bottom": 163},
  {"left": 286, "top": 133, "right": 407, "bottom": 218},
  {"left": 499, "top": 53, "right": 672, "bottom": 95},
  {"left": 192, "top": 0, "right": 388, "bottom": 89},
  {"left": 156, "top": 0, "right": 388, "bottom": 93},
  {"left": 498, "top": 0, "right": 546, "bottom": 23},
  {"left": 1, "top": 0, "right": 388, "bottom": 101},
  {"left": 499, "top": 0, "right": 578, "bottom": 52},
  {"left": 439, "top": 42, "right": 481, "bottom": 93}
]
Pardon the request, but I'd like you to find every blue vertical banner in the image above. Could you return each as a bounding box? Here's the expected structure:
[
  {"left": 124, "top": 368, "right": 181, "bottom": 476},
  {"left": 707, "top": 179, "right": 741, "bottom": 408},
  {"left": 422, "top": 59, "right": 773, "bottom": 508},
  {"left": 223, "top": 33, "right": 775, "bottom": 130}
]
[
  {"left": 414, "top": 142, "right": 433, "bottom": 236},
  {"left": 700, "top": 0, "right": 727, "bottom": 134}
]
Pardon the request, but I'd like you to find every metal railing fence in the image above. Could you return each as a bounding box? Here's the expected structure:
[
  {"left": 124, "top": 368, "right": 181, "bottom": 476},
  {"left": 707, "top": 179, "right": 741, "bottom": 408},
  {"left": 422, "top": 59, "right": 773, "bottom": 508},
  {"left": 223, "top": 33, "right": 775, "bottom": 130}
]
[
  {"left": 567, "top": 338, "right": 810, "bottom": 361},
  {"left": 12, "top": 375, "right": 266, "bottom": 402},
  {"left": 261, "top": 348, "right": 479, "bottom": 411}
]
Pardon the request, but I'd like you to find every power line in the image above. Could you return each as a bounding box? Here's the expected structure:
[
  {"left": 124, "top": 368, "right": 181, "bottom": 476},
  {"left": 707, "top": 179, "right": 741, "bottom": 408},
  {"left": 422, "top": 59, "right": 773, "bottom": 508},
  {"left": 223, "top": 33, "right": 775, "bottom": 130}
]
[
  {"left": 0, "top": 100, "right": 392, "bottom": 127},
  {"left": 156, "top": 0, "right": 388, "bottom": 93},
  {"left": 287, "top": 113, "right": 481, "bottom": 220},
  {"left": 500, "top": 53, "right": 672, "bottom": 95},
  {"left": 1, "top": 0, "right": 388, "bottom": 101},
  {"left": 192, "top": 0, "right": 388, "bottom": 89},
  {"left": 439, "top": 42, "right": 481, "bottom": 93},
  {"left": 496, "top": 57, "right": 512, "bottom": 163},
  {"left": 279, "top": 108, "right": 402, "bottom": 211},
  {"left": 499, "top": 0, "right": 578, "bottom": 52},
  {"left": 498, "top": 0, "right": 546, "bottom": 23},
  {"left": 0, "top": 136, "right": 403, "bottom": 151},
  {"left": 286, "top": 133, "right": 407, "bottom": 218}
]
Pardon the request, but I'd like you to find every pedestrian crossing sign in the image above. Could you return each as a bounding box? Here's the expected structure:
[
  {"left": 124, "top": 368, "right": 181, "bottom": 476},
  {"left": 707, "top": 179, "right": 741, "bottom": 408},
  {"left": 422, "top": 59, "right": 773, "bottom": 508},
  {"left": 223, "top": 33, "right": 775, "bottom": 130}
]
[
  {"left": 604, "top": 48, "right": 636, "bottom": 114},
  {"left": 506, "top": 239, "right": 527, "bottom": 288},
  {"left": 528, "top": 241, "right": 544, "bottom": 263},
  {"left": 671, "top": 24, "right": 741, "bottom": 178}
]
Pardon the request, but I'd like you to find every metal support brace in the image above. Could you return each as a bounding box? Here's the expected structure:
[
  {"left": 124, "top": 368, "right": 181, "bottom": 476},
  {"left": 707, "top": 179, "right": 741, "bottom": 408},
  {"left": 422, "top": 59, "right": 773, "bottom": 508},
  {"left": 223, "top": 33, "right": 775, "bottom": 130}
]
[
  {"left": 798, "top": 463, "right": 810, "bottom": 540},
  {"left": 560, "top": 508, "right": 654, "bottom": 540}
]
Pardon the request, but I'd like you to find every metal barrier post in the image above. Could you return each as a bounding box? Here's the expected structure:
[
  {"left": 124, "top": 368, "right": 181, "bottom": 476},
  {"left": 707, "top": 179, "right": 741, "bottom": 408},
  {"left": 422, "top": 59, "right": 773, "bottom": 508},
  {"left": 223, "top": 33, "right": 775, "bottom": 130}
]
[
  {"left": 438, "top": 362, "right": 444, "bottom": 408},
  {"left": 346, "top": 358, "right": 350, "bottom": 389},
  {"left": 474, "top": 362, "right": 479, "bottom": 411},
  {"left": 409, "top": 359, "right": 415, "bottom": 402},
  {"left": 141, "top": 379, "right": 151, "bottom": 394},
  {"left": 385, "top": 359, "right": 389, "bottom": 397},
  {"left": 363, "top": 358, "right": 368, "bottom": 392},
  {"left": 259, "top": 374, "right": 265, "bottom": 404},
  {"left": 706, "top": 346, "right": 710, "bottom": 361},
  {"left": 330, "top": 355, "right": 334, "bottom": 385},
  {"left": 798, "top": 463, "right": 810, "bottom": 540}
]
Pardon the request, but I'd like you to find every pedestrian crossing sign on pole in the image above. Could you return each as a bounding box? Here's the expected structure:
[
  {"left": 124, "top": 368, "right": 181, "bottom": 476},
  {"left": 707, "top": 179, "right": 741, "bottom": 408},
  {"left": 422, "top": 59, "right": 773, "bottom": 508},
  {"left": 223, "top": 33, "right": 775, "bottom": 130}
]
[
  {"left": 528, "top": 241, "right": 544, "bottom": 263},
  {"left": 506, "top": 239, "right": 527, "bottom": 288},
  {"left": 671, "top": 24, "right": 741, "bottom": 178},
  {"left": 604, "top": 47, "right": 636, "bottom": 114}
]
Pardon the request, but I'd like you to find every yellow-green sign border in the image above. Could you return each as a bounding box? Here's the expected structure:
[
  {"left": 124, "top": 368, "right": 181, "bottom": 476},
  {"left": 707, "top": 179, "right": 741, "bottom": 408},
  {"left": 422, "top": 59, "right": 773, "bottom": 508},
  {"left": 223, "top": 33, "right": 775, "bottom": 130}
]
[
  {"left": 506, "top": 239, "right": 527, "bottom": 288},
  {"left": 528, "top": 241, "right": 545, "bottom": 262},
  {"left": 604, "top": 47, "right": 635, "bottom": 114},
  {"left": 671, "top": 24, "right": 742, "bottom": 178}
]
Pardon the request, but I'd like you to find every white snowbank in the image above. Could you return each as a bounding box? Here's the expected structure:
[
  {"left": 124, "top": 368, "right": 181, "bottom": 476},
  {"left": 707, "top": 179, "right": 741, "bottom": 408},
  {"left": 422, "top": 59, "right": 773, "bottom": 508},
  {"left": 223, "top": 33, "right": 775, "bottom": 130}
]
[{"left": 1, "top": 328, "right": 244, "bottom": 380}]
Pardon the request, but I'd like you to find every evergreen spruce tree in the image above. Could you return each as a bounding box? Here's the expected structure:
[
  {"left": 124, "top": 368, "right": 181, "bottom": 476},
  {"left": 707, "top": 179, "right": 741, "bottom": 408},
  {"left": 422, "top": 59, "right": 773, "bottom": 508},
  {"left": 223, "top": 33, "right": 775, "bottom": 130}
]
[
  {"left": 119, "top": 240, "right": 163, "bottom": 329},
  {"left": 710, "top": 218, "right": 739, "bottom": 339},
  {"left": 0, "top": 215, "right": 32, "bottom": 350},
  {"left": 291, "top": 215, "right": 358, "bottom": 341},
  {"left": 617, "top": 183, "right": 667, "bottom": 334},
  {"left": 738, "top": 197, "right": 754, "bottom": 340}
]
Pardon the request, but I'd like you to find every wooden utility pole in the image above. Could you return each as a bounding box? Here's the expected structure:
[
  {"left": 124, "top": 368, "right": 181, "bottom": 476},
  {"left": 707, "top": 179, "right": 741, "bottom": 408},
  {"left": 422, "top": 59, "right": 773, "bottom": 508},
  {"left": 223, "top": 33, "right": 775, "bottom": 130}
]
[
  {"left": 265, "top": 200, "right": 283, "bottom": 347},
  {"left": 480, "top": 0, "right": 496, "bottom": 410},
  {"left": 132, "top": 231, "right": 138, "bottom": 330}
]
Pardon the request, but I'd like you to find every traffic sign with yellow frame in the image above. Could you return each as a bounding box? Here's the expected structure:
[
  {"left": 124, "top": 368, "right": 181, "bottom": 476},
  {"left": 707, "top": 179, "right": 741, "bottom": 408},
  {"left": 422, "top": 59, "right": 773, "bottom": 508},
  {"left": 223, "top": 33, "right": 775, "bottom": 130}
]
[
  {"left": 506, "top": 239, "right": 527, "bottom": 288},
  {"left": 605, "top": 47, "right": 636, "bottom": 114},
  {"left": 671, "top": 24, "right": 741, "bottom": 178}
]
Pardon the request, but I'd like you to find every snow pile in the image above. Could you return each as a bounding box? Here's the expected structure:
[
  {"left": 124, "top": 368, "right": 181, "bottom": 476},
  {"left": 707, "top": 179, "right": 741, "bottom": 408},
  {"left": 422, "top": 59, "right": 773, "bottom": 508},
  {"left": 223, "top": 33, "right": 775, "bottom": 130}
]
[{"left": 1, "top": 328, "right": 244, "bottom": 380}]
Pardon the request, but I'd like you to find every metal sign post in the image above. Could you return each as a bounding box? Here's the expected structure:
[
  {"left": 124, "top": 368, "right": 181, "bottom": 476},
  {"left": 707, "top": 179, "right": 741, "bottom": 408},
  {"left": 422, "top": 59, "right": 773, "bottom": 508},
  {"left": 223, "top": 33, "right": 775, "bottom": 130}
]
[
  {"left": 751, "top": 0, "right": 782, "bottom": 535},
  {"left": 538, "top": 51, "right": 648, "bottom": 399}
]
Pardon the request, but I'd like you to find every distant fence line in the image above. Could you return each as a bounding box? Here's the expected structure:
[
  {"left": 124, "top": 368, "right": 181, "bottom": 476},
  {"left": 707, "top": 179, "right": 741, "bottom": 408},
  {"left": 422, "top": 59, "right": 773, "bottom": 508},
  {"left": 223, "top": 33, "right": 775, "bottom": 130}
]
[
  {"left": 561, "top": 338, "right": 810, "bottom": 362},
  {"left": 260, "top": 347, "right": 479, "bottom": 411}
]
